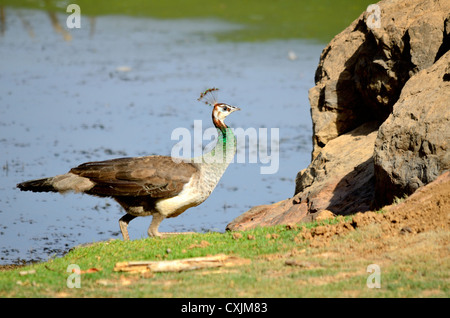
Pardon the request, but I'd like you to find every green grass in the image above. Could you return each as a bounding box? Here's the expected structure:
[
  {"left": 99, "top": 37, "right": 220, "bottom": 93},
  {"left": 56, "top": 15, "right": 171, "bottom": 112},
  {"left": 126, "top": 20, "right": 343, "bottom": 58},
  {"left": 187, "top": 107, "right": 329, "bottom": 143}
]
[
  {"left": 1, "top": 216, "right": 448, "bottom": 297},
  {"left": 1, "top": 225, "right": 306, "bottom": 297}
]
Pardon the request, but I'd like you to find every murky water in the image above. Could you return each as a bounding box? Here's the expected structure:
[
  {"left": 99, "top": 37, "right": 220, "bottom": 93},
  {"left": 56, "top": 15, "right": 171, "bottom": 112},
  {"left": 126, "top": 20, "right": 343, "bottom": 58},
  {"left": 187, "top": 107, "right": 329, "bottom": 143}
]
[{"left": 0, "top": 8, "right": 324, "bottom": 264}]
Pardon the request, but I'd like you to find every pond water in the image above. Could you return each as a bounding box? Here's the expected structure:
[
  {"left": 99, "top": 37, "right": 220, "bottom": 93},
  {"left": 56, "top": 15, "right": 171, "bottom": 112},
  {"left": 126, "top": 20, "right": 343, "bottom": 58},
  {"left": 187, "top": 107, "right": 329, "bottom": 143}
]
[{"left": 0, "top": 8, "right": 324, "bottom": 264}]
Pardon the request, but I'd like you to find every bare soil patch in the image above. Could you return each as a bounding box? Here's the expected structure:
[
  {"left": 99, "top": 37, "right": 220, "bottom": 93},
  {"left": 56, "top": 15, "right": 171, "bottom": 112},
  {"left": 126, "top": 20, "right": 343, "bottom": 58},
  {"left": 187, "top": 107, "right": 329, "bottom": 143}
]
[{"left": 292, "top": 172, "right": 450, "bottom": 272}]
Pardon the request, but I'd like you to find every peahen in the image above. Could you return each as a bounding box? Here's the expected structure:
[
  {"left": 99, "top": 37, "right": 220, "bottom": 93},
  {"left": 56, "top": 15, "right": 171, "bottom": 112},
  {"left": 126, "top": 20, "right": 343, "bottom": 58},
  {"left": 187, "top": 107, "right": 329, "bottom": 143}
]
[{"left": 17, "top": 88, "right": 240, "bottom": 240}]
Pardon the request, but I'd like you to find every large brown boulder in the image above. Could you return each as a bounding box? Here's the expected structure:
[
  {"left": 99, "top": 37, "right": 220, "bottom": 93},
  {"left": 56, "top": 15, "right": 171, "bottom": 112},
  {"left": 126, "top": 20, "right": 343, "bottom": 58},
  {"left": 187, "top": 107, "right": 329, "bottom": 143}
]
[
  {"left": 227, "top": 0, "right": 450, "bottom": 231},
  {"left": 374, "top": 50, "right": 450, "bottom": 206},
  {"left": 310, "top": 0, "right": 450, "bottom": 160},
  {"left": 227, "top": 121, "right": 378, "bottom": 231}
]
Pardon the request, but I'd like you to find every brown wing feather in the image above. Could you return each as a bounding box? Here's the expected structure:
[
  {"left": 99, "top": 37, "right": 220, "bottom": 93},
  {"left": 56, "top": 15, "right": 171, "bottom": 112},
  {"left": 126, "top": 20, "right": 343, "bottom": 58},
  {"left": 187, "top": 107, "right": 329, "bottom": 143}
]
[{"left": 70, "top": 156, "right": 198, "bottom": 198}]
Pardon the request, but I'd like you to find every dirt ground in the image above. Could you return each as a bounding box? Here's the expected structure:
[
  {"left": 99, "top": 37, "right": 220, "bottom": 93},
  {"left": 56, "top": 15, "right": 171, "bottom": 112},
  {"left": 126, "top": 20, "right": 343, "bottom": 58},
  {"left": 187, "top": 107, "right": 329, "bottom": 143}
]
[
  {"left": 301, "top": 172, "right": 449, "bottom": 244},
  {"left": 292, "top": 171, "right": 449, "bottom": 275}
]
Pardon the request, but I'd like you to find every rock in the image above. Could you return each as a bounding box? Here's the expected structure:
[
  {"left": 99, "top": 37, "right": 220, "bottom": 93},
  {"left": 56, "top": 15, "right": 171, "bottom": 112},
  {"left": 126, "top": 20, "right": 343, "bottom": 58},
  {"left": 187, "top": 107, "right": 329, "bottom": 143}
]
[
  {"left": 313, "top": 210, "right": 336, "bottom": 222},
  {"left": 226, "top": 198, "right": 308, "bottom": 231},
  {"left": 227, "top": 0, "right": 450, "bottom": 231},
  {"left": 294, "top": 121, "right": 378, "bottom": 214},
  {"left": 309, "top": 0, "right": 450, "bottom": 160},
  {"left": 373, "top": 50, "right": 450, "bottom": 207},
  {"left": 385, "top": 171, "right": 450, "bottom": 212},
  {"left": 227, "top": 122, "right": 378, "bottom": 231},
  {"left": 312, "top": 226, "right": 328, "bottom": 236},
  {"left": 309, "top": 28, "right": 367, "bottom": 159}
]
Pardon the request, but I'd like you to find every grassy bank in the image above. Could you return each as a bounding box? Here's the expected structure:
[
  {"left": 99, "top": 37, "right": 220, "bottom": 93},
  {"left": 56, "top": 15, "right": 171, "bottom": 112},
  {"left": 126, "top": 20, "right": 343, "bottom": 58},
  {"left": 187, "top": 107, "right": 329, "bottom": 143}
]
[{"left": 1, "top": 212, "right": 448, "bottom": 298}]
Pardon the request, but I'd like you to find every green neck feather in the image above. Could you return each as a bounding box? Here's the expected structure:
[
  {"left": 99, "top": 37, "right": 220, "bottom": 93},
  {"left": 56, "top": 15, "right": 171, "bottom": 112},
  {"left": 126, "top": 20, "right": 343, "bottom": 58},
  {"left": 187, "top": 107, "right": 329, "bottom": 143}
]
[{"left": 203, "top": 127, "right": 236, "bottom": 164}]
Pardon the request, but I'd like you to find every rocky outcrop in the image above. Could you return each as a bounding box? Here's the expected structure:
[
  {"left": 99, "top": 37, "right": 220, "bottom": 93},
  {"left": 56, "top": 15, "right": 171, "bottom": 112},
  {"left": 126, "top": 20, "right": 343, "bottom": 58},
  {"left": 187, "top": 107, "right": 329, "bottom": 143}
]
[
  {"left": 374, "top": 50, "right": 450, "bottom": 207},
  {"left": 309, "top": 0, "right": 450, "bottom": 160},
  {"left": 227, "top": 0, "right": 450, "bottom": 231},
  {"left": 227, "top": 122, "right": 378, "bottom": 231}
]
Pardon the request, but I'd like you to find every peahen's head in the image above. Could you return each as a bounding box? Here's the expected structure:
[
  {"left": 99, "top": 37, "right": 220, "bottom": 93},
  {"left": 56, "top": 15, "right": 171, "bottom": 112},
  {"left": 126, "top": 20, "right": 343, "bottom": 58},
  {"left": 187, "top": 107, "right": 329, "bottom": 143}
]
[
  {"left": 212, "top": 103, "right": 240, "bottom": 123},
  {"left": 198, "top": 88, "right": 240, "bottom": 131}
]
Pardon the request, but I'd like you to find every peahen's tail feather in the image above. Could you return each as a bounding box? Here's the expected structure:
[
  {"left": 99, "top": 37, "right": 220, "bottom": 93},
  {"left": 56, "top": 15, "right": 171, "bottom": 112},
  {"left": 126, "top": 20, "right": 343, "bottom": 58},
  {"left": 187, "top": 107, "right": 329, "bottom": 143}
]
[
  {"left": 17, "top": 173, "right": 95, "bottom": 194},
  {"left": 17, "top": 178, "right": 57, "bottom": 193}
]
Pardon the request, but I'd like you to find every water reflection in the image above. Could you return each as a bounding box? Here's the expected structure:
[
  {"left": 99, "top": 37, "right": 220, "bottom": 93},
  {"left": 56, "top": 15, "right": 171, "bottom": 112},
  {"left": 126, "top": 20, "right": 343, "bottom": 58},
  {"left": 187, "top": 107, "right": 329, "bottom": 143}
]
[
  {"left": 0, "top": 6, "right": 98, "bottom": 40},
  {"left": 0, "top": 7, "right": 6, "bottom": 35}
]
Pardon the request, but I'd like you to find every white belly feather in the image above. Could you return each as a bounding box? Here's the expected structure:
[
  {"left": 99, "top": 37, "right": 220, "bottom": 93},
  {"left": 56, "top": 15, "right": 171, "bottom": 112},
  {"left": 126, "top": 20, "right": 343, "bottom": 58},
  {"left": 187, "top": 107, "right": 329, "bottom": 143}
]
[{"left": 155, "top": 177, "right": 206, "bottom": 218}]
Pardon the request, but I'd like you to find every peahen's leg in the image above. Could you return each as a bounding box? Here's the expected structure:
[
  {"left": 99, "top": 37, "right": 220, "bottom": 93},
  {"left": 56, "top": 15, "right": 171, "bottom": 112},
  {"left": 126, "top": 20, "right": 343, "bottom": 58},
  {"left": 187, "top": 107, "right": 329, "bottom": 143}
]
[
  {"left": 148, "top": 213, "right": 195, "bottom": 238},
  {"left": 119, "top": 214, "right": 136, "bottom": 241},
  {"left": 148, "top": 213, "right": 165, "bottom": 237}
]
